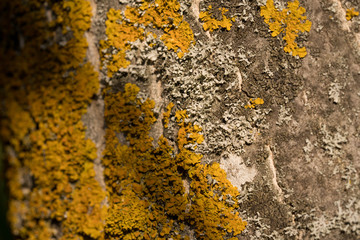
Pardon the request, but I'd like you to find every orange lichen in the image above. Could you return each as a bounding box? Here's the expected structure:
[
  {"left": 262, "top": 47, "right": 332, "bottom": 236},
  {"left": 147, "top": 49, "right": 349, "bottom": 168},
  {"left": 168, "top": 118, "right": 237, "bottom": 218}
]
[
  {"left": 261, "top": 0, "right": 312, "bottom": 58},
  {"left": 199, "top": 5, "right": 235, "bottom": 32},
  {"left": 163, "top": 102, "right": 175, "bottom": 128},
  {"left": 346, "top": 8, "right": 359, "bottom": 21},
  {"left": 62, "top": 162, "right": 107, "bottom": 239},
  {"left": 0, "top": 0, "right": 106, "bottom": 239},
  {"left": 101, "top": 0, "right": 195, "bottom": 77},
  {"left": 100, "top": 8, "right": 145, "bottom": 77},
  {"left": 175, "top": 109, "right": 204, "bottom": 151},
  {"left": 160, "top": 21, "right": 195, "bottom": 58},
  {"left": 187, "top": 162, "right": 246, "bottom": 238},
  {"left": 2, "top": 0, "right": 246, "bottom": 238},
  {"left": 245, "top": 98, "right": 264, "bottom": 109},
  {"left": 103, "top": 83, "right": 246, "bottom": 239}
]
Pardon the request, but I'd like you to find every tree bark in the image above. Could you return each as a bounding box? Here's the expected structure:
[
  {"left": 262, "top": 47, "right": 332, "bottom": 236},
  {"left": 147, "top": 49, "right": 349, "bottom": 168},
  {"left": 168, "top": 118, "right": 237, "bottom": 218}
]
[{"left": 1, "top": 0, "right": 360, "bottom": 239}]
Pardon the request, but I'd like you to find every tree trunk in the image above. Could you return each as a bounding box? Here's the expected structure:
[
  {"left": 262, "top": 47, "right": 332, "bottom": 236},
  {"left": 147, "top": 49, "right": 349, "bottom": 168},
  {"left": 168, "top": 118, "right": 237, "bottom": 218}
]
[{"left": 1, "top": 0, "right": 359, "bottom": 239}]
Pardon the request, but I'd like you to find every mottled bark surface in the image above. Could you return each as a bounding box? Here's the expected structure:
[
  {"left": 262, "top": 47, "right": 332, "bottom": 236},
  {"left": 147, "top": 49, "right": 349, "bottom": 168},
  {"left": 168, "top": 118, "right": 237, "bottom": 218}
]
[{"left": 1, "top": 0, "right": 360, "bottom": 239}]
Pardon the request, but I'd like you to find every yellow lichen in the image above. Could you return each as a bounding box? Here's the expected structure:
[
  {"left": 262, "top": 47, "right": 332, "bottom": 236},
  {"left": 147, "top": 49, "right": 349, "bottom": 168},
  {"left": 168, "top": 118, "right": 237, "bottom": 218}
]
[
  {"left": 163, "top": 102, "right": 175, "bottom": 128},
  {"left": 2, "top": 0, "right": 246, "bottom": 238},
  {"left": 0, "top": 0, "right": 106, "bottom": 239},
  {"left": 101, "top": 0, "right": 195, "bottom": 77},
  {"left": 260, "top": 0, "right": 312, "bottom": 58},
  {"left": 103, "top": 83, "right": 246, "bottom": 239},
  {"left": 187, "top": 162, "right": 246, "bottom": 238},
  {"left": 346, "top": 8, "right": 359, "bottom": 21},
  {"left": 175, "top": 109, "right": 204, "bottom": 151},
  {"left": 160, "top": 21, "right": 195, "bottom": 58},
  {"left": 100, "top": 8, "right": 145, "bottom": 77},
  {"left": 62, "top": 162, "right": 107, "bottom": 239},
  {"left": 199, "top": 5, "right": 235, "bottom": 32},
  {"left": 245, "top": 98, "right": 264, "bottom": 109}
]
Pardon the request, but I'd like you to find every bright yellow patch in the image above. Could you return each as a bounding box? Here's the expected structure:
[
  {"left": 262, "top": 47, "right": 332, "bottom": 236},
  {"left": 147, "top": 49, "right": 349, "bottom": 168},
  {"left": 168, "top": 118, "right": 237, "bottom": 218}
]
[
  {"left": 163, "top": 102, "right": 175, "bottom": 128},
  {"left": 0, "top": 0, "right": 106, "bottom": 239},
  {"left": 199, "top": 5, "right": 235, "bottom": 32},
  {"left": 346, "top": 8, "right": 359, "bottom": 21},
  {"left": 260, "top": 0, "right": 312, "bottom": 58},
  {"left": 245, "top": 98, "right": 264, "bottom": 109},
  {"left": 101, "top": 0, "right": 195, "bottom": 77},
  {"left": 103, "top": 83, "right": 247, "bottom": 239}
]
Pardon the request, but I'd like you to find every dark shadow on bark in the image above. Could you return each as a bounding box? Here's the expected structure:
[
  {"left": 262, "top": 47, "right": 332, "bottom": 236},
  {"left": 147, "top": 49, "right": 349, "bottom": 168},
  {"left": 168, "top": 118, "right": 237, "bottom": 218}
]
[{"left": 0, "top": 142, "right": 13, "bottom": 240}]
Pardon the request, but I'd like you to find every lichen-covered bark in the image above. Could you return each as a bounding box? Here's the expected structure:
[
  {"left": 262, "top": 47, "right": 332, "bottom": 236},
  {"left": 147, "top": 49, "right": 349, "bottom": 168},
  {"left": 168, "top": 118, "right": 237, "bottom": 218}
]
[
  {"left": 0, "top": 1, "right": 106, "bottom": 239},
  {"left": 1, "top": 0, "right": 360, "bottom": 239}
]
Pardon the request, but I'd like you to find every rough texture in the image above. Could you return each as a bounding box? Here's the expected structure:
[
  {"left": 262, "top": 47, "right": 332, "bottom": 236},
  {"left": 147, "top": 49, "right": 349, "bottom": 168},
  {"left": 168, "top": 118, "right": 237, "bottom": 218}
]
[
  {"left": 1, "top": 0, "right": 360, "bottom": 239},
  {"left": 0, "top": 0, "right": 106, "bottom": 239},
  {"left": 102, "top": 84, "right": 246, "bottom": 239}
]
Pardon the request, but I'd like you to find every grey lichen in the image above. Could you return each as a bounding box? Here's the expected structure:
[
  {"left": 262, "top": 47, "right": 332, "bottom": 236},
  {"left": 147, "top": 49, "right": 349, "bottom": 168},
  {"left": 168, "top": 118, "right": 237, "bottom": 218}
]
[
  {"left": 162, "top": 37, "right": 266, "bottom": 157},
  {"left": 320, "top": 125, "right": 347, "bottom": 157},
  {"left": 303, "top": 138, "right": 316, "bottom": 162},
  {"left": 307, "top": 197, "right": 360, "bottom": 239},
  {"left": 328, "top": 81, "right": 342, "bottom": 104},
  {"left": 276, "top": 105, "right": 292, "bottom": 126}
]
